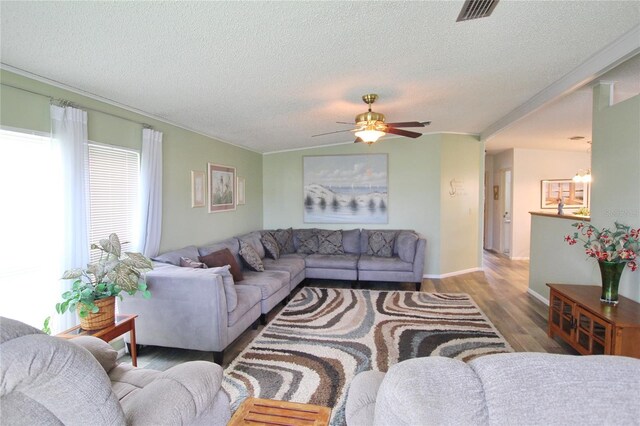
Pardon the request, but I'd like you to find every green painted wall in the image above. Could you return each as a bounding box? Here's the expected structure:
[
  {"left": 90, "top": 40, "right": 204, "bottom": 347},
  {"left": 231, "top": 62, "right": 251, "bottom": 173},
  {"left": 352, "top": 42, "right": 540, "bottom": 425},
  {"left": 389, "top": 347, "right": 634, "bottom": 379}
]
[
  {"left": 0, "top": 70, "right": 263, "bottom": 253},
  {"left": 263, "top": 133, "right": 483, "bottom": 276},
  {"left": 529, "top": 86, "right": 640, "bottom": 303}
]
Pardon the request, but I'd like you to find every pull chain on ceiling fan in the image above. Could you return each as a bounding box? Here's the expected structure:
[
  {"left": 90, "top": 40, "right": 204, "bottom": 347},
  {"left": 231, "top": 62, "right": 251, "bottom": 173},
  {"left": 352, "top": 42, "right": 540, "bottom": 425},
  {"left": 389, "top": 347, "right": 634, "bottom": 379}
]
[{"left": 312, "top": 94, "right": 430, "bottom": 144}]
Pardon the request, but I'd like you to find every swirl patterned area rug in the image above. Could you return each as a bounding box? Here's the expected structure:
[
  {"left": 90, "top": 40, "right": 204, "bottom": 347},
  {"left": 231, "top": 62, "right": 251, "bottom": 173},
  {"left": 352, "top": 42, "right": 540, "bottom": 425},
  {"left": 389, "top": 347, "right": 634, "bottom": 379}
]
[{"left": 222, "top": 287, "right": 512, "bottom": 425}]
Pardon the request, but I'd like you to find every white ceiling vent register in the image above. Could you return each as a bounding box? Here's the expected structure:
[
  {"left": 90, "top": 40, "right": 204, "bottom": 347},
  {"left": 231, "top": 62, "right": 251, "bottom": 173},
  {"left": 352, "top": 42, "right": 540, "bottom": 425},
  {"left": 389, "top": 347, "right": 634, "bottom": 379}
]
[{"left": 456, "top": 0, "right": 500, "bottom": 22}]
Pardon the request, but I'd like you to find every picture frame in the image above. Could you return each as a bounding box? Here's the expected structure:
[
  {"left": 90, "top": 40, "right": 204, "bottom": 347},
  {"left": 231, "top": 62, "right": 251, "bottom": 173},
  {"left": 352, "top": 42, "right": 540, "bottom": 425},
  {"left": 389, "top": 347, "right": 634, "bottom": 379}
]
[
  {"left": 540, "top": 179, "right": 588, "bottom": 209},
  {"left": 303, "top": 154, "right": 388, "bottom": 224},
  {"left": 191, "top": 170, "right": 206, "bottom": 208},
  {"left": 208, "top": 163, "right": 236, "bottom": 213},
  {"left": 237, "top": 176, "right": 246, "bottom": 205}
]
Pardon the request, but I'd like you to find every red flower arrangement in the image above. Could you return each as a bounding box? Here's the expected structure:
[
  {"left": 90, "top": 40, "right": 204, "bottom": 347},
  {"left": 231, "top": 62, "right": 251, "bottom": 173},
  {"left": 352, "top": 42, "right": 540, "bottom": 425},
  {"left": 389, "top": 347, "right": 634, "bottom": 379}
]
[{"left": 565, "top": 222, "right": 639, "bottom": 272}]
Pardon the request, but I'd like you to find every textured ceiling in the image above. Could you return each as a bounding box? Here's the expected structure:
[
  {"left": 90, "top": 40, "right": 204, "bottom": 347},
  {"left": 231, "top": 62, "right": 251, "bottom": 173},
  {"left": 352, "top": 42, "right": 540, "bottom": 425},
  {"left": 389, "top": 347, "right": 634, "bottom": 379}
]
[{"left": 1, "top": 1, "right": 639, "bottom": 153}]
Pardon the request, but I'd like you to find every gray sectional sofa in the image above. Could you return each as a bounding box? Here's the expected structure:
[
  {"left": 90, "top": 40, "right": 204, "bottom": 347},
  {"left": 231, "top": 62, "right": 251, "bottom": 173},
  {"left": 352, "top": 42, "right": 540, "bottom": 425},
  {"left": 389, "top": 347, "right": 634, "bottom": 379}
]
[{"left": 119, "top": 228, "right": 425, "bottom": 364}]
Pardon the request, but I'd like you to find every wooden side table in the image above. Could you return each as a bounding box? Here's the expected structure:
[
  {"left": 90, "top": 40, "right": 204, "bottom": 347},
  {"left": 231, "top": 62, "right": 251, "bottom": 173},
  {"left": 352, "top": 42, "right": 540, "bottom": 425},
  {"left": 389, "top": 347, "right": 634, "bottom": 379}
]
[
  {"left": 56, "top": 314, "right": 139, "bottom": 366},
  {"left": 228, "top": 397, "right": 331, "bottom": 426}
]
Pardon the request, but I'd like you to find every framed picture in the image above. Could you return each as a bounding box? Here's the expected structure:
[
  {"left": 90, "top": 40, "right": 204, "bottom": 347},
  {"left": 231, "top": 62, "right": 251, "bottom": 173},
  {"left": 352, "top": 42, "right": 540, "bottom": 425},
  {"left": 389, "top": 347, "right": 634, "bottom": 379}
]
[
  {"left": 237, "top": 177, "right": 246, "bottom": 205},
  {"left": 303, "top": 154, "right": 388, "bottom": 224},
  {"left": 191, "top": 170, "right": 206, "bottom": 208},
  {"left": 208, "top": 163, "right": 236, "bottom": 213},
  {"left": 540, "top": 179, "right": 588, "bottom": 209}
]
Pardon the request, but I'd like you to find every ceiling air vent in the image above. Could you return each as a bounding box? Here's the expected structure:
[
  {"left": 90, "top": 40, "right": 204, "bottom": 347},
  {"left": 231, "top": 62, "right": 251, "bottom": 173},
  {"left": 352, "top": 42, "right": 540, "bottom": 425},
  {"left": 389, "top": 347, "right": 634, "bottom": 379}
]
[{"left": 456, "top": 0, "right": 499, "bottom": 22}]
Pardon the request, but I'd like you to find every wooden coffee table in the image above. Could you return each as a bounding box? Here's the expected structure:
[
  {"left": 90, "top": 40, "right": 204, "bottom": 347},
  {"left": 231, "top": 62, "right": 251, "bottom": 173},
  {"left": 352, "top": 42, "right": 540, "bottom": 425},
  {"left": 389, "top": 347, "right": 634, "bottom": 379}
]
[
  {"left": 228, "top": 397, "right": 331, "bottom": 426},
  {"left": 56, "top": 314, "right": 139, "bottom": 366}
]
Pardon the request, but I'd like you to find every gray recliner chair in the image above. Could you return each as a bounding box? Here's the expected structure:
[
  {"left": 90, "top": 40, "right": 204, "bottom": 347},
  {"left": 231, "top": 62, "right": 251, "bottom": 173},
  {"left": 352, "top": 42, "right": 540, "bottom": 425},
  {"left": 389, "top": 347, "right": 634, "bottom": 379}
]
[
  {"left": 0, "top": 317, "right": 231, "bottom": 425},
  {"left": 345, "top": 352, "right": 640, "bottom": 425}
]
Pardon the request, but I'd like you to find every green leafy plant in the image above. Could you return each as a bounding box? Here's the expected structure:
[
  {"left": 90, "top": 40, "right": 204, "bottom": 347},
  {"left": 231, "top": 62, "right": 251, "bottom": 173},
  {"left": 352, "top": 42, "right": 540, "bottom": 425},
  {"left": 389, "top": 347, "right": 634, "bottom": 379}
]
[{"left": 56, "top": 233, "right": 153, "bottom": 318}]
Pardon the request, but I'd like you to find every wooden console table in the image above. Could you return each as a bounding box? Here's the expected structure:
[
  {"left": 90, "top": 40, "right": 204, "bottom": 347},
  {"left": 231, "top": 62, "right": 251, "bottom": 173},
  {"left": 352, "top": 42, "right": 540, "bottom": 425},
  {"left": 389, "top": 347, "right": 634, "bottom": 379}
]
[
  {"left": 547, "top": 284, "right": 640, "bottom": 358},
  {"left": 228, "top": 397, "right": 331, "bottom": 426},
  {"left": 57, "top": 314, "right": 139, "bottom": 366}
]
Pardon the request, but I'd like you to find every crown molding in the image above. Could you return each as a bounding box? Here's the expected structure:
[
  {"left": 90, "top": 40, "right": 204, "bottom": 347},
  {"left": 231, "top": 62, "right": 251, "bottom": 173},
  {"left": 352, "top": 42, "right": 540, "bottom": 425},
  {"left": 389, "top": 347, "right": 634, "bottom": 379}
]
[{"left": 480, "top": 24, "right": 640, "bottom": 142}]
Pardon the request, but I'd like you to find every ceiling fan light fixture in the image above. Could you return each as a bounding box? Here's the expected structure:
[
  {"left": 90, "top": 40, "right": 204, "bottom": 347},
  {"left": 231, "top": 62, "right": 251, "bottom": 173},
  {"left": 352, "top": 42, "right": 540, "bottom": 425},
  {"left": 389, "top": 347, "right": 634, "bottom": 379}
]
[{"left": 355, "top": 128, "right": 385, "bottom": 144}]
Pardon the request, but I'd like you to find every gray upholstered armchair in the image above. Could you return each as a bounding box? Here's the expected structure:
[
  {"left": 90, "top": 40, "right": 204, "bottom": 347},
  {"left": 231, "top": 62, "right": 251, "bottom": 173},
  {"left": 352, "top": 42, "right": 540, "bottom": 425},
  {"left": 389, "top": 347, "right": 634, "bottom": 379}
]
[{"left": 0, "top": 317, "right": 231, "bottom": 425}]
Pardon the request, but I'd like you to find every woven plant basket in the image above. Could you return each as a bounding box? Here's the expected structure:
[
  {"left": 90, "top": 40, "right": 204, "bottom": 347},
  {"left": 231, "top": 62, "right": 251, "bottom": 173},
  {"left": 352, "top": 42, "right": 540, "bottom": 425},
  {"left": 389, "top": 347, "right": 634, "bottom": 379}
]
[{"left": 78, "top": 296, "right": 116, "bottom": 330}]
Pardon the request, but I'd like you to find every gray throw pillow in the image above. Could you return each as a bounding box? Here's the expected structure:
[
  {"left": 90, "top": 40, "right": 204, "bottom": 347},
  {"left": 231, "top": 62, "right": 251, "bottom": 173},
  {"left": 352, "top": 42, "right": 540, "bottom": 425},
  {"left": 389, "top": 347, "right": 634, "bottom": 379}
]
[
  {"left": 296, "top": 229, "right": 319, "bottom": 254},
  {"left": 261, "top": 232, "right": 280, "bottom": 260},
  {"left": 179, "top": 257, "right": 208, "bottom": 268},
  {"left": 367, "top": 230, "right": 397, "bottom": 257},
  {"left": 317, "top": 230, "right": 345, "bottom": 255},
  {"left": 239, "top": 240, "right": 265, "bottom": 272},
  {"left": 396, "top": 231, "right": 419, "bottom": 263},
  {"left": 269, "top": 228, "right": 295, "bottom": 254}
]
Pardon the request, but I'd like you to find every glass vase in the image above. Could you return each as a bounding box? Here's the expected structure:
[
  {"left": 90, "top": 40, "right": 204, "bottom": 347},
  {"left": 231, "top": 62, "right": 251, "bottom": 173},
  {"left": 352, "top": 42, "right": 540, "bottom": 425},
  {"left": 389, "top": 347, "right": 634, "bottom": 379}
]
[{"left": 598, "top": 261, "right": 625, "bottom": 305}]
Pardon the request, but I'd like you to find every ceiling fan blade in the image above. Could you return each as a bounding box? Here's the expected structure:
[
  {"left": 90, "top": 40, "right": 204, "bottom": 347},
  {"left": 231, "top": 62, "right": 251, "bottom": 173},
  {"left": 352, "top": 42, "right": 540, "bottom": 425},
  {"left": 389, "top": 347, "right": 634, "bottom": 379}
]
[
  {"left": 385, "top": 121, "right": 426, "bottom": 128},
  {"left": 311, "top": 129, "right": 354, "bottom": 137},
  {"left": 354, "top": 137, "right": 363, "bottom": 143},
  {"left": 385, "top": 128, "right": 422, "bottom": 138},
  {"left": 336, "top": 121, "right": 355, "bottom": 125}
]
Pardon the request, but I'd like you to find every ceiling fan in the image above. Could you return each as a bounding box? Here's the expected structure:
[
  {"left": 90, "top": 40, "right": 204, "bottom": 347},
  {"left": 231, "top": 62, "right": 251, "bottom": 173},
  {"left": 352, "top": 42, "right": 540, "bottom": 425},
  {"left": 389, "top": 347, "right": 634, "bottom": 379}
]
[{"left": 312, "top": 94, "right": 431, "bottom": 145}]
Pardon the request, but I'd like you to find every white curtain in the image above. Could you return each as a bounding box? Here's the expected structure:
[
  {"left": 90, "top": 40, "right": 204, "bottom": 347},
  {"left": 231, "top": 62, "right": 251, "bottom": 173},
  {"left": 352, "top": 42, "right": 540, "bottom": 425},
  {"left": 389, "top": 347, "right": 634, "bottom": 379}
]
[
  {"left": 137, "top": 128, "right": 163, "bottom": 257},
  {"left": 51, "top": 104, "right": 90, "bottom": 331}
]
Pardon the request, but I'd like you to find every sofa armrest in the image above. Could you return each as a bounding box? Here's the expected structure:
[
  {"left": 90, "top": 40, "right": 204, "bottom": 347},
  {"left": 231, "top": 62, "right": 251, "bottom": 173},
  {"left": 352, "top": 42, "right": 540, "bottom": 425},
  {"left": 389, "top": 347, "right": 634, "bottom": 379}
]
[
  {"left": 345, "top": 370, "right": 386, "bottom": 426},
  {"left": 70, "top": 336, "right": 118, "bottom": 373},
  {"left": 118, "top": 265, "right": 230, "bottom": 352},
  {"left": 412, "top": 236, "right": 426, "bottom": 282},
  {"left": 119, "top": 361, "right": 230, "bottom": 425}
]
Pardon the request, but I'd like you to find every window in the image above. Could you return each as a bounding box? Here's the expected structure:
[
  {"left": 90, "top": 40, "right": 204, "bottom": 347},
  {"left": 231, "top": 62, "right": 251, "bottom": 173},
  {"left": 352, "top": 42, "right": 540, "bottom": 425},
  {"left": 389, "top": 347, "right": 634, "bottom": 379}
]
[
  {"left": 87, "top": 143, "right": 140, "bottom": 262},
  {"left": 0, "top": 128, "right": 61, "bottom": 329}
]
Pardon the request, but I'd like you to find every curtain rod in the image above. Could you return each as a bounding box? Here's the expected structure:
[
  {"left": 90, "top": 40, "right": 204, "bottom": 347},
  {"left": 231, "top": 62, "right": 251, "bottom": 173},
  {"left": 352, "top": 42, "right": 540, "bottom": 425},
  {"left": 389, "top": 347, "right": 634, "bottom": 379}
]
[{"left": 1, "top": 82, "right": 152, "bottom": 129}]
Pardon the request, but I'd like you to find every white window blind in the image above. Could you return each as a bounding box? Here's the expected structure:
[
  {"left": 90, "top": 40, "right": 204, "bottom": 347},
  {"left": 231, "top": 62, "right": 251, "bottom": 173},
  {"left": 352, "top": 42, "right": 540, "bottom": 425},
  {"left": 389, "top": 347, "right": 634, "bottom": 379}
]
[{"left": 87, "top": 143, "right": 140, "bottom": 262}]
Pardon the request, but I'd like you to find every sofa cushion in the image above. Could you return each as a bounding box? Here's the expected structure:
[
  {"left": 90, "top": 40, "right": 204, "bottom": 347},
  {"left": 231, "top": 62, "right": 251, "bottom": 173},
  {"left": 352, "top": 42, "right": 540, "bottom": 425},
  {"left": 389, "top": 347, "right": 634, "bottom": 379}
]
[
  {"left": 179, "top": 257, "right": 208, "bottom": 268},
  {"left": 342, "top": 229, "right": 361, "bottom": 254},
  {"left": 228, "top": 285, "right": 262, "bottom": 327},
  {"left": 395, "top": 231, "right": 418, "bottom": 262},
  {"left": 199, "top": 248, "right": 244, "bottom": 282},
  {"left": 237, "top": 270, "right": 290, "bottom": 299},
  {"left": 366, "top": 230, "right": 397, "bottom": 258},
  {"left": 358, "top": 255, "right": 413, "bottom": 272},
  {"left": 152, "top": 246, "right": 200, "bottom": 266},
  {"left": 239, "top": 240, "right": 265, "bottom": 272},
  {"left": 305, "top": 254, "right": 359, "bottom": 270},
  {"left": 71, "top": 336, "right": 118, "bottom": 373},
  {"left": 261, "top": 233, "right": 280, "bottom": 260},
  {"left": 238, "top": 232, "right": 265, "bottom": 259},
  {"left": 317, "top": 229, "right": 345, "bottom": 255},
  {"left": 268, "top": 228, "right": 295, "bottom": 254},
  {"left": 296, "top": 228, "right": 319, "bottom": 254},
  {"left": 198, "top": 238, "right": 242, "bottom": 266},
  {"left": 262, "top": 255, "right": 306, "bottom": 279}
]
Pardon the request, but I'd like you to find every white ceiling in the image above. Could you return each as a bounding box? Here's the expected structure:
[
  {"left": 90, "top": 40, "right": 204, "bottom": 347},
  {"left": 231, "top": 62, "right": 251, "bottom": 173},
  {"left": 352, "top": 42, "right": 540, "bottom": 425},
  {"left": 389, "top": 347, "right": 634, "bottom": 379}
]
[{"left": 1, "top": 1, "right": 639, "bottom": 154}]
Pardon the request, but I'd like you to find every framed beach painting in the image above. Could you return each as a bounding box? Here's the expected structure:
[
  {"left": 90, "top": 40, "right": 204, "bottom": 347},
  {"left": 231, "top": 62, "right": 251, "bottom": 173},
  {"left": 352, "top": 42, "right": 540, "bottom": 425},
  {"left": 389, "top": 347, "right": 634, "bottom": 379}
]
[
  {"left": 303, "top": 154, "right": 388, "bottom": 224},
  {"left": 191, "top": 170, "right": 206, "bottom": 208},
  {"left": 540, "top": 179, "right": 588, "bottom": 209},
  {"left": 208, "top": 163, "right": 236, "bottom": 213}
]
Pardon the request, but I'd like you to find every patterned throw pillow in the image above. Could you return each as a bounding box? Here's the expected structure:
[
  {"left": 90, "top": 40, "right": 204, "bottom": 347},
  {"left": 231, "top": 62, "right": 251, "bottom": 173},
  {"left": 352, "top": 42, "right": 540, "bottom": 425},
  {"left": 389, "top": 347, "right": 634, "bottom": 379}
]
[
  {"left": 261, "top": 232, "right": 280, "bottom": 260},
  {"left": 179, "top": 257, "right": 208, "bottom": 268},
  {"left": 239, "top": 240, "right": 265, "bottom": 272},
  {"left": 199, "top": 248, "right": 244, "bottom": 282},
  {"left": 317, "top": 230, "right": 345, "bottom": 255},
  {"left": 296, "top": 229, "right": 319, "bottom": 254},
  {"left": 269, "top": 228, "right": 295, "bottom": 254},
  {"left": 367, "top": 230, "right": 397, "bottom": 258}
]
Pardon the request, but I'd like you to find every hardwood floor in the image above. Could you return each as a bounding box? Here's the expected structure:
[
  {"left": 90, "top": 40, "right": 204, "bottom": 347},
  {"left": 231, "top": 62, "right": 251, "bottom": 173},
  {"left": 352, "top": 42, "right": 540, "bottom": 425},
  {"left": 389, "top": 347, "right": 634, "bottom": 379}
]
[{"left": 122, "top": 250, "right": 575, "bottom": 370}]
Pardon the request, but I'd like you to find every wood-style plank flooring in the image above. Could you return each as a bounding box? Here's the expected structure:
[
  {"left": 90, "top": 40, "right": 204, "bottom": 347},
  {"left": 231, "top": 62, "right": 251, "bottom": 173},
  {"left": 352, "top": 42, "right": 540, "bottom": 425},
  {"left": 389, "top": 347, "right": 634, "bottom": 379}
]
[{"left": 122, "top": 250, "right": 575, "bottom": 370}]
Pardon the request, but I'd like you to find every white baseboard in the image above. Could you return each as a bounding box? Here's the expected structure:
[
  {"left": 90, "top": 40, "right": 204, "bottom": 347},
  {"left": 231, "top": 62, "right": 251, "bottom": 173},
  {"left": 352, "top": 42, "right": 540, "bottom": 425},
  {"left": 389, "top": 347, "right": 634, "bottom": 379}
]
[
  {"left": 424, "top": 267, "right": 484, "bottom": 279},
  {"left": 527, "top": 288, "right": 549, "bottom": 305},
  {"left": 116, "top": 347, "right": 126, "bottom": 360}
]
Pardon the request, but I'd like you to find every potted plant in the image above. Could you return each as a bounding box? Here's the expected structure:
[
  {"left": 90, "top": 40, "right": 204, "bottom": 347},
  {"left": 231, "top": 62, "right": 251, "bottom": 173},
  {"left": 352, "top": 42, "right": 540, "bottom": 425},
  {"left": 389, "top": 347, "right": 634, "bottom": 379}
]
[
  {"left": 565, "top": 222, "right": 638, "bottom": 304},
  {"left": 56, "top": 233, "right": 153, "bottom": 330}
]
